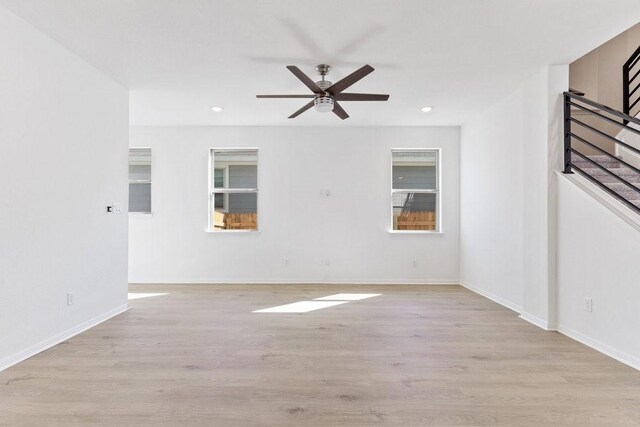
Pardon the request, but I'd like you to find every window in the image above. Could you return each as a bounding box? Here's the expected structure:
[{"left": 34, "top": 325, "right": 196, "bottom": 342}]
[
  {"left": 209, "top": 149, "right": 258, "bottom": 231},
  {"left": 391, "top": 149, "right": 439, "bottom": 232},
  {"left": 129, "top": 148, "right": 152, "bottom": 213},
  {"left": 213, "top": 169, "right": 225, "bottom": 209}
]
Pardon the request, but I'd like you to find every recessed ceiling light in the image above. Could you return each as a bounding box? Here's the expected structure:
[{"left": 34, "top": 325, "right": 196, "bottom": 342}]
[
  {"left": 211, "top": 106, "right": 224, "bottom": 112},
  {"left": 421, "top": 106, "right": 433, "bottom": 113}
]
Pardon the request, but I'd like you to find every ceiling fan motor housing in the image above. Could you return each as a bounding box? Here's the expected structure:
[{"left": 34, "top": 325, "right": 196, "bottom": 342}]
[
  {"left": 315, "top": 80, "right": 333, "bottom": 90},
  {"left": 314, "top": 95, "right": 334, "bottom": 113}
]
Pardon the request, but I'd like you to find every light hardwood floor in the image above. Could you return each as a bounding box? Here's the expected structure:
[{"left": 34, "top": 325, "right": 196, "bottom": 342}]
[{"left": 1, "top": 284, "right": 640, "bottom": 426}]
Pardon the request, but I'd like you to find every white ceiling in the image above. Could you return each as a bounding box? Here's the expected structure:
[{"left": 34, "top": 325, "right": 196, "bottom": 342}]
[{"left": 2, "top": 0, "right": 640, "bottom": 126}]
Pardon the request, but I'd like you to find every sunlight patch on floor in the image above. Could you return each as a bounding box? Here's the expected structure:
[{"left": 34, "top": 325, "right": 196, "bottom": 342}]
[
  {"left": 313, "top": 293, "right": 382, "bottom": 301},
  {"left": 253, "top": 293, "right": 382, "bottom": 313},
  {"left": 128, "top": 292, "right": 169, "bottom": 300},
  {"left": 252, "top": 300, "right": 349, "bottom": 313}
]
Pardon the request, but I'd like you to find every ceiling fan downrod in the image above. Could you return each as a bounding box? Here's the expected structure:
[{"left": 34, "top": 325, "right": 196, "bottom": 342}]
[{"left": 313, "top": 64, "right": 333, "bottom": 112}]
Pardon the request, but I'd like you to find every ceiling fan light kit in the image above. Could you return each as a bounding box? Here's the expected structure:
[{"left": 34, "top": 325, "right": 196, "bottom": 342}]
[
  {"left": 256, "top": 64, "right": 389, "bottom": 120},
  {"left": 314, "top": 96, "right": 334, "bottom": 113}
]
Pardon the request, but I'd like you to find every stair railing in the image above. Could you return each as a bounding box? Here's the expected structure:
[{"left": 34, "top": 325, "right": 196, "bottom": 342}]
[
  {"left": 563, "top": 90, "right": 640, "bottom": 214},
  {"left": 401, "top": 192, "right": 415, "bottom": 213},
  {"left": 623, "top": 44, "right": 640, "bottom": 122}
]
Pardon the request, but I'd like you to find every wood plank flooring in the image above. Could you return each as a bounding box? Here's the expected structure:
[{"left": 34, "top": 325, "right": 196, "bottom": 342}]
[{"left": 1, "top": 284, "right": 640, "bottom": 426}]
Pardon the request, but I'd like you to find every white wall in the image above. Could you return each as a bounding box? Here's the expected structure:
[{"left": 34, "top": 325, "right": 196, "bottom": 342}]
[
  {"left": 129, "top": 126, "right": 460, "bottom": 284},
  {"left": 460, "top": 63, "right": 640, "bottom": 370},
  {"left": 556, "top": 175, "right": 640, "bottom": 369},
  {"left": 521, "top": 65, "right": 568, "bottom": 329},
  {"left": 459, "top": 86, "right": 525, "bottom": 311},
  {"left": 460, "top": 65, "right": 568, "bottom": 324},
  {"left": 0, "top": 6, "right": 129, "bottom": 369}
]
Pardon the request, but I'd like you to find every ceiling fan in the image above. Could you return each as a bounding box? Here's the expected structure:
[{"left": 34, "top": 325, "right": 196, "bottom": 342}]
[{"left": 256, "top": 64, "right": 389, "bottom": 120}]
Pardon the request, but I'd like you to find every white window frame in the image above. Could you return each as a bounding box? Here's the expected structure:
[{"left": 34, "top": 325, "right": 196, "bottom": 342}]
[
  {"left": 208, "top": 148, "right": 259, "bottom": 232},
  {"left": 390, "top": 148, "right": 441, "bottom": 233},
  {"left": 128, "top": 147, "right": 152, "bottom": 214},
  {"left": 213, "top": 167, "right": 228, "bottom": 211}
]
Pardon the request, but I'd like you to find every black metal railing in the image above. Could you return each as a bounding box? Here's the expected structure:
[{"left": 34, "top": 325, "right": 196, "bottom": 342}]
[
  {"left": 563, "top": 90, "right": 640, "bottom": 214},
  {"left": 623, "top": 45, "right": 640, "bottom": 122}
]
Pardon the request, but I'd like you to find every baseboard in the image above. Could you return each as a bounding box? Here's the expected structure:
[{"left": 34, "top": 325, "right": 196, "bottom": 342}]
[
  {"left": 557, "top": 324, "right": 640, "bottom": 371},
  {"left": 519, "top": 311, "right": 555, "bottom": 331},
  {"left": 460, "top": 283, "right": 558, "bottom": 331},
  {"left": 129, "top": 280, "right": 460, "bottom": 285},
  {"left": 0, "top": 304, "right": 129, "bottom": 372},
  {"left": 460, "top": 282, "right": 522, "bottom": 314}
]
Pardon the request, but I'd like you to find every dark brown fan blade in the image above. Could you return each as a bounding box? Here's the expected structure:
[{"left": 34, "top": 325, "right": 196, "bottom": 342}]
[
  {"left": 286, "top": 66, "right": 324, "bottom": 94},
  {"left": 326, "top": 65, "right": 374, "bottom": 95},
  {"left": 257, "top": 94, "right": 315, "bottom": 98},
  {"left": 288, "top": 100, "right": 315, "bottom": 119},
  {"left": 335, "top": 93, "right": 389, "bottom": 101},
  {"left": 332, "top": 102, "right": 349, "bottom": 120}
]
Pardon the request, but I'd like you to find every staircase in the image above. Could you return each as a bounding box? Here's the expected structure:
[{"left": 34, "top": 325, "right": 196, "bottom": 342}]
[
  {"left": 563, "top": 89, "right": 640, "bottom": 215},
  {"left": 561, "top": 44, "right": 640, "bottom": 214},
  {"left": 615, "top": 111, "right": 640, "bottom": 169},
  {"left": 572, "top": 155, "right": 640, "bottom": 210}
]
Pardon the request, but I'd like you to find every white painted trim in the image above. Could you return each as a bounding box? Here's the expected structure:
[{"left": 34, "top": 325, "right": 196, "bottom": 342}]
[
  {"left": 460, "top": 283, "right": 558, "bottom": 331},
  {"left": 556, "top": 171, "right": 640, "bottom": 232},
  {"left": 204, "top": 228, "right": 261, "bottom": 234},
  {"left": 454, "top": 285, "right": 639, "bottom": 371},
  {"left": 460, "top": 282, "right": 522, "bottom": 314},
  {"left": 0, "top": 304, "right": 129, "bottom": 372},
  {"left": 387, "top": 230, "right": 444, "bottom": 235},
  {"left": 128, "top": 147, "right": 152, "bottom": 214},
  {"left": 208, "top": 147, "right": 260, "bottom": 231},
  {"left": 390, "top": 148, "right": 442, "bottom": 232},
  {"left": 614, "top": 112, "right": 640, "bottom": 170},
  {"left": 557, "top": 324, "right": 640, "bottom": 371},
  {"left": 519, "top": 311, "right": 555, "bottom": 331},
  {"left": 129, "top": 280, "right": 460, "bottom": 285}
]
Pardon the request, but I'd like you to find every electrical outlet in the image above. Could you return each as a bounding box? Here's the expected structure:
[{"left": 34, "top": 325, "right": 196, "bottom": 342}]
[
  {"left": 411, "top": 260, "right": 417, "bottom": 268},
  {"left": 284, "top": 258, "right": 289, "bottom": 267},
  {"left": 106, "top": 203, "right": 122, "bottom": 214},
  {"left": 67, "top": 292, "right": 74, "bottom": 306},
  {"left": 584, "top": 297, "right": 593, "bottom": 312}
]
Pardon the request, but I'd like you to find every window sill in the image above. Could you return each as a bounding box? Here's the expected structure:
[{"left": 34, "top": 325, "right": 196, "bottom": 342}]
[
  {"left": 387, "top": 230, "right": 443, "bottom": 235},
  {"left": 205, "top": 228, "right": 260, "bottom": 233}
]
